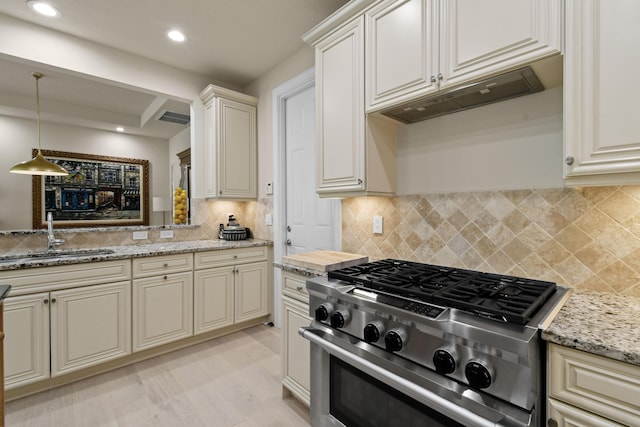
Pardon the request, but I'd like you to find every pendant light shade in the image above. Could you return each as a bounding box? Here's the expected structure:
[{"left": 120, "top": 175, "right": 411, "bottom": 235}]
[{"left": 9, "top": 72, "right": 69, "bottom": 176}]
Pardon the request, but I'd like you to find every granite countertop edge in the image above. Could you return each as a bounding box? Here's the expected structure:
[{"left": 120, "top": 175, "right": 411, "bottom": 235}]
[
  {"left": 0, "top": 239, "right": 273, "bottom": 271},
  {"left": 273, "top": 262, "right": 327, "bottom": 277},
  {"left": 542, "top": 290, "right": 640, "bottom": 366}
]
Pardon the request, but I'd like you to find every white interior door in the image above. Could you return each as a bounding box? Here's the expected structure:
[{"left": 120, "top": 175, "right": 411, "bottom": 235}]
[
  {"left": 284, "top": 85, "right": 339, "bottom": 256},
  {"left": 273, "top": 68, "right": 341, "bottom": 327}
]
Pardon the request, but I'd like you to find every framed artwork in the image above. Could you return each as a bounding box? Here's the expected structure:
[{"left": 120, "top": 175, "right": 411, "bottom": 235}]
[{"left": 32, "top": 149, "right": 150, "bottom": 229}]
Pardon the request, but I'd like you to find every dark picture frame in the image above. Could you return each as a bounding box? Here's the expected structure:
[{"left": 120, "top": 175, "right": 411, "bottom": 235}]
[{"left": 32, "top": 149, "right": 150, "bottom": 229}]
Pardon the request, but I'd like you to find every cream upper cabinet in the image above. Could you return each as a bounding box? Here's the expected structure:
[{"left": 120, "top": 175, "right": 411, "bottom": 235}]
[
  {"left": 366, "top": 0, "right": 438, "bottom": 111},
  {"left": 365, "top": 0, "right": 563, "bottom": 112},
  {"left": 564, "top": 0, "right": 640, "bottom": 185},
  {"left": 547, "top": 344, "right": 640, "bottom": 426},
  {"left": 312, "top": 15, "right": 398, "bottom": 198},
  {"left": 200, "top": 85, "right": 258, "bottom": 200},
  {"left": 440, "top": 0, "right": 563, "bottom": 89}
]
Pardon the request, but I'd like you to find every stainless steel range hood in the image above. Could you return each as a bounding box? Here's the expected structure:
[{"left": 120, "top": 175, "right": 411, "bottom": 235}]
[{"left": 380, "top": 66, "right": 546, "bottom": 124}]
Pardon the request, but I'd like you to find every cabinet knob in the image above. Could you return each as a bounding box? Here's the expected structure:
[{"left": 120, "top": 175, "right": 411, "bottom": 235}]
[
  {"left": 287, "top": 225, "right": 291, "bottom": 232},
  {"left": 357, "top": 178, "right": 363, "bottom": 185},
  {"left": 233, "top": 255, "right": 238, "bottom": 259},
  {"left": 296, "top": 286, "right": 303, "bottom": 291},
  {"left": 43, "top": 299, "right": 49, "bottom": 304},
  {"left": 547, "top": 419, "right": 558, "bottom": 427},
  {"left": 438, "top": 73, "right": 443, "bottom": 81},
  {"left": 430, "top": 75, "right": 437, "bottom": 83},
  {"left": 565, "top": 156, "right": 575, "bottom": 165},
  {"left": 286, "top": 239, "right": 292, "bottom": 246},
  {"left": 163, "top": 263, "right": 169, "bottom": 268},
  {"left": 163, "top": 275, "right": 168, "bottom": 280},
  {"left": 51, "top": 298, "right": 56, "bottom": 304}
]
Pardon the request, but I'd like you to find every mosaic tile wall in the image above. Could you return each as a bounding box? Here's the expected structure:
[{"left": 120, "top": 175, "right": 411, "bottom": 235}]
[{"left": 341, "top": 186, "right": 640, "bottom": 296}]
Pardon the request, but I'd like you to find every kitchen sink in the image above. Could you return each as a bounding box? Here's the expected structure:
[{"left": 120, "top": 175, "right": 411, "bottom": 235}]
[{"left": 0, "top": 248, "right": 115, "bottom": 264}]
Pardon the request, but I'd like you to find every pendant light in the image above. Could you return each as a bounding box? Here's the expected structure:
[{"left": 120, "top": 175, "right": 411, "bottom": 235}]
[{"left": 9, "top": 72, "right": 69, "bottom": 176}]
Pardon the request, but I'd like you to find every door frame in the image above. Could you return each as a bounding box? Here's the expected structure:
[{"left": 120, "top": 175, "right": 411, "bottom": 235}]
[{"left": 272, "top": 67, "right": 341, "bottom": 327}]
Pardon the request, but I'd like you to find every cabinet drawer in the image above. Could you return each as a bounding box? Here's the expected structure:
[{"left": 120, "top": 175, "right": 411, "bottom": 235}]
[
  {"left": 282, "top": 271, "right": 310, "bottom": 303},
  {"left": 132, "top": 253, "right": 193, "bottom": 278},
  {"left": 0, "top": 260, "right": 131, "bottom": 296},
  {"left": 194, "top": 247, "right": 267, "bottom": 270},
  {"left": 548, "top": 344, "right": 640, "bottom": 426}
]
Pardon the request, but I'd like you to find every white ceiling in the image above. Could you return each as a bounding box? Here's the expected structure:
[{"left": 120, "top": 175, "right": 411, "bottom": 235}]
[{"left": 0, "top": 0, "right": 348, "bottom": 138}]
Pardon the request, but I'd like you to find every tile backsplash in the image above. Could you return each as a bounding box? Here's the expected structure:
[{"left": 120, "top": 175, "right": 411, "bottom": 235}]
[{"left": 342, "top": 186, "right": 640, "bottom": 296}]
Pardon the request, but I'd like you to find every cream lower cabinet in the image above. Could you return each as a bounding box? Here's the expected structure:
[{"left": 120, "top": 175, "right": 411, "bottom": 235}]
[
  {"left": 2, "top": 260, "right": 132, "bottom": 391},
  {"left": 194, "top": 247, "right": 270, "bottom": 334},
  {"left": 547, "top": 343, "right": 640, "bottom": 427},
  {"left": 564, "top": 0, "right": 640, "bottom": 185},
  {"left": 281, "top": 271, "right": 312, "bottom": 406},
  {"left": 132, "top": 254, "right": 194, "bottom": 352}
]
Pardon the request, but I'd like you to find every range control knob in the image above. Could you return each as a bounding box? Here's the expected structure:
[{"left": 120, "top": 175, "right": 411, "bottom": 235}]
[
  {"left": 465, "top": 360, "right": 493, "bottom": 389},
  {"left": 314, "top": 303, "right": 333, "bottom": 322},
  {"left": 330, "top": 310, "right": 350, "bottom": 329},
  {"left": 363, "top": 321, "right": 384, "bottom": 343},
  {"left": 384, "top": 329, "right": 406, "bottom": 352},
  {"left": 433, "top": 349, "right": 457, "bottom": 375}
]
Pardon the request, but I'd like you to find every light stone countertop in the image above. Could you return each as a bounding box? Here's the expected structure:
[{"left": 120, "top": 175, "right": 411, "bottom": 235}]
[
  {"left": 0, "top": 239, "right": 272, "bottom": 271},
  {"left": 273, "top": 262, "right": 327, "bottom": 277},
  {"left": 542, "top": 290, "right": 640, "bottom": 366}
]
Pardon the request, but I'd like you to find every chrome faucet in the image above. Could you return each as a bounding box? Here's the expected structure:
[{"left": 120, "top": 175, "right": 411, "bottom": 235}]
[{"left": 47, "top": 212, "right": 65, "bottom": 251}]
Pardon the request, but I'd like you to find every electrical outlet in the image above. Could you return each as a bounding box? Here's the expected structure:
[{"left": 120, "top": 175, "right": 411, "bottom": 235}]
[
  {"left": 265, "top": 213, "right": 273, "bottom": 226},
  {"left": 132, "top": 230, "right": 148, "bottom": 240},
  {"left": 266, "top": 182, "right": 273, "bottom": 195},
  {"left": 160, "top": 229, "right": 174, "bottom": 239},
  {"left": 373, "top": 216, "right": 383, "bottom": 234}
]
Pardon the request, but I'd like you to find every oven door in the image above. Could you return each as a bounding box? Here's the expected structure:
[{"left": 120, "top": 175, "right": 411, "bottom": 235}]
[{"left": 300, "top": 323, "right": 536, "bottom": 427}]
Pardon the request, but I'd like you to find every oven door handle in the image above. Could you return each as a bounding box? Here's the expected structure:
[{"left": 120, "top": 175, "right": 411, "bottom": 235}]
[{"left": 300, "top": 326, "right": 518, "bottom": 427}]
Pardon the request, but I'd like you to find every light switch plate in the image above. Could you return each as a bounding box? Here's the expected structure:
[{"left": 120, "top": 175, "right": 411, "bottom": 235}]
[
  {"left": 160, "top": 229, "right": 174, "bottom": 239},
  {"left": 373, "top": 216, "right": 383, "bottom": 234},
  {"left": 265, "top": 213, "right": 273, "bottom": 226},
  {"left": 266, "top": 182, "right": 273, "bottom": 195},
  {"left": 133, "top": 230, "right": 148, "bottom": 240}
]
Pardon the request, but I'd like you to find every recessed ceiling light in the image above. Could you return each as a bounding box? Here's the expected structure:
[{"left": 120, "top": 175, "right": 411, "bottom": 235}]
[
  {"left": 116, "top": 127, "right": 124, "bottom": 132},
  {"left": 167, "top": 30, "right": 186, "bottom": 43},
  {"left": 27, "top": 1, "right": 61, "bottom": 17}
]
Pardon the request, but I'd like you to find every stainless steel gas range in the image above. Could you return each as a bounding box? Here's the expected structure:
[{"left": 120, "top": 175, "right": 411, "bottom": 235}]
[{"left": 299, "top": 259, "right": 570, "bottom": 427}]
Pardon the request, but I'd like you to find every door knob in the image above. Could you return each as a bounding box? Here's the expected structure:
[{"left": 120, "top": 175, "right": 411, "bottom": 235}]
[{"left": 286, "top": 239, "right": 292, "bottom": 246}]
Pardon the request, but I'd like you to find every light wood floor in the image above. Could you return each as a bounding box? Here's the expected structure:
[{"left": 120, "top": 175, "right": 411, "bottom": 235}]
[{"left": 5, "top": 325, "right": 311, "bottom": 427}]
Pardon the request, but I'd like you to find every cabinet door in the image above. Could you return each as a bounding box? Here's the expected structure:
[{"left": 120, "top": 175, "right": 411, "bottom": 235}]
[
  {"left": 281, "top": 296, "right": 311, "bottom": 406},
  {"left": 133, "top": 272, "right": 193, "bottom": 351},
  {"left": 440, "top": 0, "right": 563, "bottom": 88},
  {"left": 316, "top": 16, "right": 366, "bottom": 194},
  {"left": 3, "top": 293, "right": 49, "bottom": 390},
  {"left": 548, "top": 398, "right": 625, "bottom": 427},
  {"left": 50, "top": 281, "right": 131, "bottom": 377},
  {"left": 217, "top": 97, "right": 257, "bottom": 199},
  {"left": 194, "top": 266, "right": 234, "bottom": 334},
  {"left": 234, "top": 261, "right": 269, "bottom": 323},
  {"left": 564, "top": 0, "right": 640, "bottom": 185},
  {"left": 366, "top": 0, "right": 438, "bottom": 112}
]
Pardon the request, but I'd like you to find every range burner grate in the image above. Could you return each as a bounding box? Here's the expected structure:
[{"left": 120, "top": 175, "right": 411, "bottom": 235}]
[{"left": 328, "top": 259, "right": 556, "bottom": 325}]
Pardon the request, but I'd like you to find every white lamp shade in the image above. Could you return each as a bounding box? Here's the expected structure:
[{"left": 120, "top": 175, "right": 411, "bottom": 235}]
[{"left": 152, "top": 197, "right": 170, "bottom": 212}]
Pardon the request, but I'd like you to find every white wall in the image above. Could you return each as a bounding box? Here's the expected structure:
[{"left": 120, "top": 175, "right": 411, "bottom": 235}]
[
  {"left": 244, "top": 47, "right": 315, "bottom": 199},
  {"left": 0, "top": 116, "right": 170, "bottom": 230},
  {"left": 396, "top": 86, "right": 564, "bottom": 194}
]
